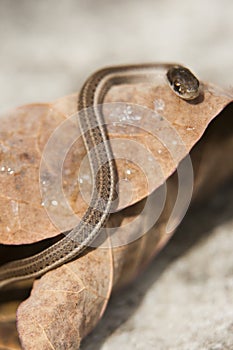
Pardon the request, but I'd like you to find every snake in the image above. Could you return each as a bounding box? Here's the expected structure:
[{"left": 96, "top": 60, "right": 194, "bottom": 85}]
[{"left": 0, "top": 64, "right": 200, "bottom": 288}]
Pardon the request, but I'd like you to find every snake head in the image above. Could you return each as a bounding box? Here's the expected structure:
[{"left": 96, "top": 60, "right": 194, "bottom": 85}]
[{"left": 166, "top": 65, "right": 200, "bottom": 100}]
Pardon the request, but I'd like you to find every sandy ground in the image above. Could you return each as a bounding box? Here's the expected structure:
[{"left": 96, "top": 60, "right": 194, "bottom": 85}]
[{"left": 0, "top": 1, "right": 232, "bottom": 349}]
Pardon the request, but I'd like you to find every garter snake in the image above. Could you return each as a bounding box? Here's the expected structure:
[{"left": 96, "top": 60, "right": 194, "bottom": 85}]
[{"left": 0, "top": 64, "right": 199, "bottom": 288}]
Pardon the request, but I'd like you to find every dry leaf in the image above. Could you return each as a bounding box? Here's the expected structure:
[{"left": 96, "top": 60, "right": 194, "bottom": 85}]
[{"left": 0, "top": 75, "right": 232, "bottom": 349}]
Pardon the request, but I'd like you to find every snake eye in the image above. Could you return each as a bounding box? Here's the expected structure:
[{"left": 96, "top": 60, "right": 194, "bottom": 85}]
[{"left": 173, "top": 81, "right": 184, "bottom": 94}]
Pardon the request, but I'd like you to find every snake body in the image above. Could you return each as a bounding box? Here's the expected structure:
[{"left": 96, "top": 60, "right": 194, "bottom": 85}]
[{"left": 0, "top": 64, "right": 199, "bottom": 288}]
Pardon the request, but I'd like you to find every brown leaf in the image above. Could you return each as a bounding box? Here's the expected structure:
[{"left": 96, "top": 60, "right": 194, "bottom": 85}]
[
  {"left": 0, "top": 82, "right": 231, "bottom": 244},
  {"left": 17, "top": 237, "right": 113, "bottom": 350},
  {"left": 0, "top": 300, "right": 21, "bottom": 349},
  {"left": 0, "top": 74, "right": 232, "bottom": 349}
]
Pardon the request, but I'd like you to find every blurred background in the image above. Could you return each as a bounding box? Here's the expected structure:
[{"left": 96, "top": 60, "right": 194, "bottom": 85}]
[
  {"left": 0, "top": 1, "right": 232, "bottom": 349},
  {"left": 0, "top": 0, "right": 233, "bottom": 113}
]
